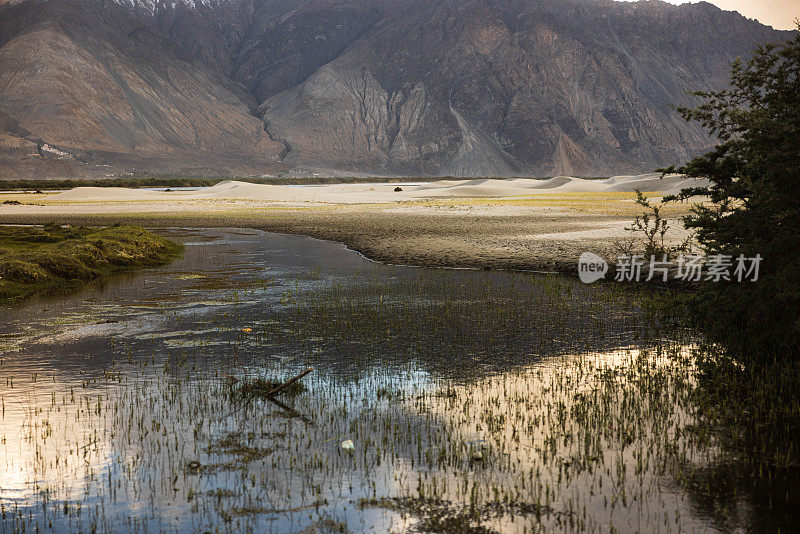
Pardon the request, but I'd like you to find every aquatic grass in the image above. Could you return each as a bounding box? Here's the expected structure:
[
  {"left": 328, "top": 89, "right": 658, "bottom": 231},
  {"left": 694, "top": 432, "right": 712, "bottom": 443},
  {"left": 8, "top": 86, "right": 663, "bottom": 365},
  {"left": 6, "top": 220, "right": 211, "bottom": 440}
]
[
  {"left": 228, "top": 376, "right": 308, "bottom": 400},
  {"left": 359, "top": 496, "right": 566, "bottom": 533},
  {"left": 0, "top": 228, "right": 791, "bottom": 532}
]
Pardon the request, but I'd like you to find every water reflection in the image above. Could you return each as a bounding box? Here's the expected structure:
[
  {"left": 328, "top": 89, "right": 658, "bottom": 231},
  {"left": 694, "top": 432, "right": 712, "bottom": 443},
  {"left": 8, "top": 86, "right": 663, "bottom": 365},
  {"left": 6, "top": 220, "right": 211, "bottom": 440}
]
[{"left": 0, "top": 228, "right": 742, "bottom": 532}]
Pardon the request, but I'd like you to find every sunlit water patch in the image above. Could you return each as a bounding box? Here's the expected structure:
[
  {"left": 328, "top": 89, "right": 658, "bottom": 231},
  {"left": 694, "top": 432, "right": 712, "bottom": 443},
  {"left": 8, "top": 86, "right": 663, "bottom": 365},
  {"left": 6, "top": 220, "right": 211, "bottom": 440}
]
[{"left": 0, "top": 228, "right": 750, "bottom": 532}]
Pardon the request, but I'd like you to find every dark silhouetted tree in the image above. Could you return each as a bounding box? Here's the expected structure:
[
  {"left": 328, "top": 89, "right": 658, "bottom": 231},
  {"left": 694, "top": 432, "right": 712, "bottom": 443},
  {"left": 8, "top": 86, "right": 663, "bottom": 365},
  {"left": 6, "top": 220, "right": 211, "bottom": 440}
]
[{"left": 661, "top": 28, "right": 800, "bottom": 360}]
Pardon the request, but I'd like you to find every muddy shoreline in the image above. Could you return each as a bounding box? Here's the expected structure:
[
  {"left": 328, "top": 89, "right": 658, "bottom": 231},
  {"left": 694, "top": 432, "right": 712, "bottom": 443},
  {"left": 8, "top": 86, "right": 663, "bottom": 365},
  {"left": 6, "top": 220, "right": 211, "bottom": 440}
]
[{"left": 0, "top": 208, "right": 636, "bottom": 274}]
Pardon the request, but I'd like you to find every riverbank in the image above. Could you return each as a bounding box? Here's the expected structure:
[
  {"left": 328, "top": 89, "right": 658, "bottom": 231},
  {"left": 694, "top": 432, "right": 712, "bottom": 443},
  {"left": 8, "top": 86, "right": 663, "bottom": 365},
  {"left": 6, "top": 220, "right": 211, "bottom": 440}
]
[
  {"left": 0, "top": 224, "right": 182, "bottom": 302},
  {"left": 0, "top": 176, "right": 700, "bottom": 274}
]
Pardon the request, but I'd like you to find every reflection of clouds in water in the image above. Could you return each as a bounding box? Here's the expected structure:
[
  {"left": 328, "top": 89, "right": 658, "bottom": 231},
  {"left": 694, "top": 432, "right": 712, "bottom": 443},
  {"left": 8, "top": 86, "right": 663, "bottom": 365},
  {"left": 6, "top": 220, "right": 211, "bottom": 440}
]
[
  {"left": 0, "top": 229, "right": 723, "bottom": 532},
  {"left": 377, "top": 347, "right": 713, "bottom": 532},
  {"left": 0, "top": 384, "right": 114, "bottom": 503},
  {"left": 30, "top": 317, "right": 153, "bottom": 345},
  {"left": 0, "top": 346, "right": 707, "bottom": 531}
]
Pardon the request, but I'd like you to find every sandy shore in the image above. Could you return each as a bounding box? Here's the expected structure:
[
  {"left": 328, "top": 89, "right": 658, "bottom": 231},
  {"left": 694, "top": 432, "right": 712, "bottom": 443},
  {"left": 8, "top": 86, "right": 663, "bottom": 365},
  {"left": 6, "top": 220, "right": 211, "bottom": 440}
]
[{"left": 0, "top": 175, "right": 702, "bottom": 273}]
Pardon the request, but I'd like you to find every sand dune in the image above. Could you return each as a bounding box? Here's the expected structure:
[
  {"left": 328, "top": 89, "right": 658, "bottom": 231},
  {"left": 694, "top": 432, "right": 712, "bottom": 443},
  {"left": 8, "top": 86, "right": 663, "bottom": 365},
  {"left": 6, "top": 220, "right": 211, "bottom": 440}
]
[
  {"left": 4, "top": 172, "right": 706, "bottom": 275},
  {"left": 52, "top": 173, "right": 710, "bottom": 204}
]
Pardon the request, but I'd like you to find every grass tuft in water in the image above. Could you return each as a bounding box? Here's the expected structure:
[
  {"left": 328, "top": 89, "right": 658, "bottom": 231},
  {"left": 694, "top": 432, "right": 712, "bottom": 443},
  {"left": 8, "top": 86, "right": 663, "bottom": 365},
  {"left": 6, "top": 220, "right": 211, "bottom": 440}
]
[
  {"left": 230, "top": 377, "right": 308, "bottom": 400},
  {"left": 360, "top": 497, "right": 566, "bottom": 533},
  {"left": 0, "top": 223, "right": 182, "bottom": 302}
]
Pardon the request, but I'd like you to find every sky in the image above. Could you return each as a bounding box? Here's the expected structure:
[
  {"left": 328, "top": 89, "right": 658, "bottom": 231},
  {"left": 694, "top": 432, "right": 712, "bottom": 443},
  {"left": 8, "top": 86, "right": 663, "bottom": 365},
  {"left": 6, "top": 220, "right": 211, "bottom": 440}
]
[{"left": 662, "top": 0, "right": 799, "bottom": 30}]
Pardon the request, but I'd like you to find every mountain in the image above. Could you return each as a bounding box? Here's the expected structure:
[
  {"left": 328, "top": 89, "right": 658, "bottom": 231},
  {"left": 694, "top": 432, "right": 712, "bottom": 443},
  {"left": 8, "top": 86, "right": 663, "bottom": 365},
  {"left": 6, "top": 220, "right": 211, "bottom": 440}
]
[
  {"left": 0, "top": 0, "right": 793, "bottom": 178},
  {"left": 0, "top": 0, "right": 287, "bottom": 178}
]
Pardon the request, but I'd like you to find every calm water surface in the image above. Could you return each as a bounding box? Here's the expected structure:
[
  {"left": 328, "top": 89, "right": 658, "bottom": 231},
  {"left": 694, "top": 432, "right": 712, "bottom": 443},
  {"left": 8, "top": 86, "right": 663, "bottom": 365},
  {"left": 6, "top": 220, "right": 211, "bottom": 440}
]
[{"left": 0, "top": 228, "right": 750, "bottom": 532}]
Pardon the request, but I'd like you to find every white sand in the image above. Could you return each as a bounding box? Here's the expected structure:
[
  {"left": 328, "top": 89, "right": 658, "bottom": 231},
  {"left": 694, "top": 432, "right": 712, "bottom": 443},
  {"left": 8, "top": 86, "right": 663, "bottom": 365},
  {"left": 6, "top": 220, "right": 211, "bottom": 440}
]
[
  {"left": 0, "top": 173, "right": 706, "bottom": 272},
  {"left": 51, "top": 173, "right": 709, "bottom": 204}
]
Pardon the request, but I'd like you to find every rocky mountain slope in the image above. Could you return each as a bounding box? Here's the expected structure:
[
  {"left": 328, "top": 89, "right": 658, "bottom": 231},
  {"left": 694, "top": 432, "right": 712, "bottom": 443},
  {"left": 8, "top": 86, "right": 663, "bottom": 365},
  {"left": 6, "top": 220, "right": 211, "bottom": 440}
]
[{"left": 0, "top": 0, "right": 793, "bottom": 178}]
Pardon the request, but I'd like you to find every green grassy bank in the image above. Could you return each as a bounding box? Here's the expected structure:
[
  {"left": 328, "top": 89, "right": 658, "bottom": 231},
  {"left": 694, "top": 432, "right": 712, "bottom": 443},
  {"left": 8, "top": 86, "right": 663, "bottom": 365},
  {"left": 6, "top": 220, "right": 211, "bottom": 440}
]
[{"left": 0, "top": 224, "right": 182, "bottom": 302}]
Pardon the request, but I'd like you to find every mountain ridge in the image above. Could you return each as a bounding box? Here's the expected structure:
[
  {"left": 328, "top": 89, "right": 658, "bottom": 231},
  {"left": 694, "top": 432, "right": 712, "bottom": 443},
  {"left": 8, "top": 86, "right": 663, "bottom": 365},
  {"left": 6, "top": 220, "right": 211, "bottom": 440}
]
[{"left": 0, "top": 0, "right": 794, "bottom": 178}]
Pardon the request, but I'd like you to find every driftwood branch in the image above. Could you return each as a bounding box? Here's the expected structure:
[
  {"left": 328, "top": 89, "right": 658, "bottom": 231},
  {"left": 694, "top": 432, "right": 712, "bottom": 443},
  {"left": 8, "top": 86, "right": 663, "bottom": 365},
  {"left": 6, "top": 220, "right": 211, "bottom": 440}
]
[{"left": 266, "top": 367, "right": 314, "bottom": 397}]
